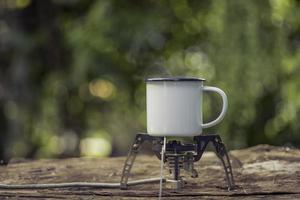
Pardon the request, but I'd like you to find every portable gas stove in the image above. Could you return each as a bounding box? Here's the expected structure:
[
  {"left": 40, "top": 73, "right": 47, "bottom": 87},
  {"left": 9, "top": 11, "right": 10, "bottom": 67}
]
[{"left": 120, "top": 133, "right": 235, "bottom": 190}]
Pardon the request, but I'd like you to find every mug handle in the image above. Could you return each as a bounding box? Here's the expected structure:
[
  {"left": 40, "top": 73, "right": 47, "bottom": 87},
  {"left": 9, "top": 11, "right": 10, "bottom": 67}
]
[{"left": 202, "top": 86, "right": 228, "bottom": 129}]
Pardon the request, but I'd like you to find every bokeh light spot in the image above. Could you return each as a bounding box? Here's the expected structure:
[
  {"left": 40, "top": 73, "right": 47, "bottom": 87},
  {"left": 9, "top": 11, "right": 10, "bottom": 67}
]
[
  {"left": 89, "top": 79, "right": 116, "bottom": 100},
  {"left": 80, "top": 137, "right": 112, "bottom": 157},
  {"left": 16, "top": 0, "right": 31, "bottom": 8},
  {"left": 269, "top": 0, "right": 294, "bottom": 24}
]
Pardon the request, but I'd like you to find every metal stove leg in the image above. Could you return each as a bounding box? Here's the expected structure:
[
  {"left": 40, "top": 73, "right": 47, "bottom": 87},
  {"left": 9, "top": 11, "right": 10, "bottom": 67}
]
[
  {"left": 212, "top": 136, "right": 235, "bottom": 190},
  {"left": 120, "top": 134, "right": 144, "bottom": 190},
  {"left": 120, "top": 134, "right": 161, "bottom": 190}
]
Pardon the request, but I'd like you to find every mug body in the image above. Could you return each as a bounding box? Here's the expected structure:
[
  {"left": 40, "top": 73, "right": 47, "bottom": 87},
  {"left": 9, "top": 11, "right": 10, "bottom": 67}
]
[{"left": 146, "top": 78, "right": 205, "bottom": 137}]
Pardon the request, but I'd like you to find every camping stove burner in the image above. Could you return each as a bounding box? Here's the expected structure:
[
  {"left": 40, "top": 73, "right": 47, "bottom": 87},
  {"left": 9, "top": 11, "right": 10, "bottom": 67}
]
[
  {"left": 163, "top": 141, "right": 198, "bottom": 188},
  {"left": 154, "top": 140, "right": 197, "bottom": 189},
  {"left": 120, "top": 133, "right": 235, "bottom": 190}
]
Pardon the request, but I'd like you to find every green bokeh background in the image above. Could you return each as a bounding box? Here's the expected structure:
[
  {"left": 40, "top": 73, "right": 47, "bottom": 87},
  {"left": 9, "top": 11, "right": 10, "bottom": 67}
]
[{"left": 1, "top": 0, "right": 300, "bottom": 160}]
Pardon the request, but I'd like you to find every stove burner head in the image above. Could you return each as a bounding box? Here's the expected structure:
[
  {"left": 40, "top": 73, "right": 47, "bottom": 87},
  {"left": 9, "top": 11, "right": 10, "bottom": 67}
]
[
  {"left": 120, "top": 133, "right": 235, "bottom": 190},
  {"left": 153, "top": 140, "right": 198, "bottom": 183}
]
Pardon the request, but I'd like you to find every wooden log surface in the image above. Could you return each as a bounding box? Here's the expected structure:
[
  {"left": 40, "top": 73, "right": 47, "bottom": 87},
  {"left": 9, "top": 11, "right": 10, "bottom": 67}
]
[{"left": 0, "top": 144, "right": 299, "bottom": 199}]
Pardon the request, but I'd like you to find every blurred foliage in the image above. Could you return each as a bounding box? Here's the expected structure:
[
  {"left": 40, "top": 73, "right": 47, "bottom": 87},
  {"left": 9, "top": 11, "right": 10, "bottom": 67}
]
[{"left": 0, "top": 0, "right": 300, "bottom": 161}]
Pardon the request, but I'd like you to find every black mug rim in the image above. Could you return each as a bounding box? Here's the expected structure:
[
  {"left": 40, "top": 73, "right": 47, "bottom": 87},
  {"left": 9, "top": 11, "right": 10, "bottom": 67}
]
[{"left": 145, "top": 77, "right": 205, "bottom": 82}]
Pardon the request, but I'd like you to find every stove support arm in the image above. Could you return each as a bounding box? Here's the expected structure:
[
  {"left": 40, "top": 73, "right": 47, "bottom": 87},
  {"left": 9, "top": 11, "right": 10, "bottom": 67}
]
[
  {"left": 211, "top": 135, "right": 235, "bottom": 190},
  {"left": 120, "top": 133, "right": 162, "bottom": 189},
  {"left": 193, "top": 134, "right": 235, "bottom": 190}
]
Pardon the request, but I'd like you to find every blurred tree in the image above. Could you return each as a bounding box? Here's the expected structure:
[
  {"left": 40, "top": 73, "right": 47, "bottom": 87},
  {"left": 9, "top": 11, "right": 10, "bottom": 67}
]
[{"left": 0, "top": 0, "right": 300, "bottom": 161}]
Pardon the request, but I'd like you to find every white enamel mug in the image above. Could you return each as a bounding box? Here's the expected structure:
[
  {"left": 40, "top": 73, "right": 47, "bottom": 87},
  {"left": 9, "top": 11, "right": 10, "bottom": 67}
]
[{"left": 146, "top": 77, "right": 228, "bottom": 137}]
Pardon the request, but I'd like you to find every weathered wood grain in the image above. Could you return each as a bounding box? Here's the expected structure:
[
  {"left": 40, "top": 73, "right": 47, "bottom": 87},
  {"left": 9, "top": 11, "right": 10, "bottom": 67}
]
[{"left": 0, "top": 144, "right": 299, "bottom": 199}]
